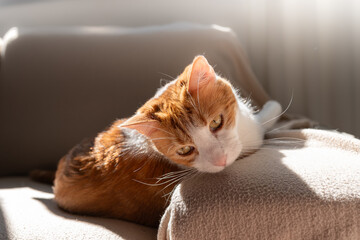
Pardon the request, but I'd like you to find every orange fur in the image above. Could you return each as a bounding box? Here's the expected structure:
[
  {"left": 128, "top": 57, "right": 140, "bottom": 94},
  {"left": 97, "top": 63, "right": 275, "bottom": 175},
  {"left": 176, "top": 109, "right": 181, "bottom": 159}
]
[
  {"left": 53, "top": 56, "right": 238, "bottom": 227},
  {"left": 54, "top": 121, "right": 180, "bottom": 227}
]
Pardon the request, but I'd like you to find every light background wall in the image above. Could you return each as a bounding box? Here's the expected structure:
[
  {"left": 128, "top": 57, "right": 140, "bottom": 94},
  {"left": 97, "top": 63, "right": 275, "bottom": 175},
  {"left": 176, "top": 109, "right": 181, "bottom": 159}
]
[{"left": 0, "top": 0, "right": 359, "bottom": 137}]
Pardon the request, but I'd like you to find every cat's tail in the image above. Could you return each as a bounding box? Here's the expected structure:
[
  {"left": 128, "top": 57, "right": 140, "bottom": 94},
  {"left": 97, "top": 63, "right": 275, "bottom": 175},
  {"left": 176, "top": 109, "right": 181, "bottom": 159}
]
[{"left": 29, "top": 169, "right": 55, "bottom": 185}]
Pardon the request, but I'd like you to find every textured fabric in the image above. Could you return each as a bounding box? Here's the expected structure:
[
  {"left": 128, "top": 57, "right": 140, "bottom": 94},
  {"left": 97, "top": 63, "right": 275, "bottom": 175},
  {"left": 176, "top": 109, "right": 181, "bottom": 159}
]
[
  {"left": 0, "top": 23, "right": 269, "bottom": 176},
  {"left": 158, "top": 123, "right": 360, "bottom": 240},
  {"left": 0, "top": 177, "right": 157, "bottom": 240}
]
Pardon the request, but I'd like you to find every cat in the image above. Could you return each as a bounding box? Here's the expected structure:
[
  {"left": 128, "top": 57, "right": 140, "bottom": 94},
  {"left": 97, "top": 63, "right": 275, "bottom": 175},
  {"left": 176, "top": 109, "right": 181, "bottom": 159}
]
[{"left": 51, "top": 55, "right": 282, "bottom": 227}]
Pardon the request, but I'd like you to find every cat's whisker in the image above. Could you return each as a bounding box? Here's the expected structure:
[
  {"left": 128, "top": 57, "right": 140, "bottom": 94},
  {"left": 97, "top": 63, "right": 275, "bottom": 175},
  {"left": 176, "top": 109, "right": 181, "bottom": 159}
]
[
  {"left": 163, "top": 170, "right": 200, "bottom": 204},
  {"left": 157, "top": 141, "right": 176, "bottom": 148},
  {"left": 133, "top": 161, "right": 149, "bottom": 173},
  {"left": 162, "top": 170, "right": 199, "bottom": 203},
  {"left": 165, "top": 169, "right": 196, "bottom": 182},
  {"left": 166, "top": 144, "right": 176, "bottom": 154},
  {"left": 263, "top": 140, "right": 306, "bottom": 146},
  {"left": 241, "top": 148, "right": 274, "bottom": 153},
  {"left": 157, "top": 168, "right": 192, "bottom": 177},
  {"left": 240, "top": 136, "right": 306, "bottom": 148},
  {"left": 157, "top": 169, "right": 194, "bottom": 180},
  {"left": 263, "top": 141, "right": 306, "bottom": 145},
  {"left": 131, "top": 154, "right": 163, "bottom": 173},
  {"left": 155, "top": 169, "right": 193, "bottom": 181},
  {"left": 163, "top": 185, "right": 176, "bottom": 203},
  {"left": 264, "top": 137, "right": 306, "bottom": 141},
  {"left": 132, "top": 179, "right": 162, "bottom": 187},
  {"left": 163, "top": 171, "right": 191, "bottom": 182},
  {"left": 158, "top": 71, "right": 176, "bottom": 80},
  {"left": 263, "top": 140, "right": 306, "bottom": 145},
  {"left": 134, "top": 168, "right": 194, "bottom": 187},
  {"left": 138, "top": 124, "right": 176, "bottom": 137},
  {"left": 156, "top": 172, "right": 193, "bottom": 183},
  {"left": 160, "top": 169, "right": 197, "bottom": 195},
  {"left": 164, "top": 187, "right": 177, "bottom": 204},
  {"left": 266, "top": 121, "right": 299, "bottom": 134},
  {"left": 132, "top": 174, "right": 184, "bottom": 187},
  {"left": 263, "top": 139, "right": 306, "bottom": 144},
  {"left": 196, "top": 74, "right": 202, "bottom": 114},
  {"left": 160, "top": 173, "right": 189, "bottom": 190},
  {"left": 187, "top": 91, "right": 202, "bottom": 116},
  {"left": 156, "top": 172, "right": 194, "bottom": 192},
  {"left": 155, "top": 176, "right": 180, "bottom": 183},
  {"left": 159, "top": 79, "right": 169, "bottom": 87}
]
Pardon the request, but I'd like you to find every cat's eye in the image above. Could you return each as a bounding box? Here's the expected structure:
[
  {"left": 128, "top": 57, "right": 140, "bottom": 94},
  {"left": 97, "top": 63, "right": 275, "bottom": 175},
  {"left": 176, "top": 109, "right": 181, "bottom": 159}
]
[
  {"left": 209, "top": 114, "right": 223, "bottom": 132},
  {"left": 176, "top": 146, "right": 195, "bottom": 156}
]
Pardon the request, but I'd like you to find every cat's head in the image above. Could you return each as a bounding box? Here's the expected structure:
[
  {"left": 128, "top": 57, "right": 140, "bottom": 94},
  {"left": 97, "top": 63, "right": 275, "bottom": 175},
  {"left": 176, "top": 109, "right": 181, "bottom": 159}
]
[{"left": 121, "top": 56, "right": 262, "bottom": 173}]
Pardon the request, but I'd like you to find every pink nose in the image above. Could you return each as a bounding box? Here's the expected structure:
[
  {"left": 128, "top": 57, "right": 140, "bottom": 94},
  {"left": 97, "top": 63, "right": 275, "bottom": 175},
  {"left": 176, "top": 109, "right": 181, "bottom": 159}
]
[{"left": 213, "top": 155, "right": 227, "bottom": 167}]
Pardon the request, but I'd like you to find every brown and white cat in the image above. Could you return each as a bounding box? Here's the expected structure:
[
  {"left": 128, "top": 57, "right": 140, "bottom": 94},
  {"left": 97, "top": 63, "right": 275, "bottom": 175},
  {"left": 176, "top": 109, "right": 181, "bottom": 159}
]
[{"left": 53, "top": 55, "right": 282, "bottom": 227}]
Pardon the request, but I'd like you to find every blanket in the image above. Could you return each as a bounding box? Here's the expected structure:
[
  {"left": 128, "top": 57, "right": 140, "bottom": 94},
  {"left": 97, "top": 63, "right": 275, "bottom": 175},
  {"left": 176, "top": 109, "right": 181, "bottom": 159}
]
[{"left": 158, "top": 119, "right": 360, "bottom": 239}]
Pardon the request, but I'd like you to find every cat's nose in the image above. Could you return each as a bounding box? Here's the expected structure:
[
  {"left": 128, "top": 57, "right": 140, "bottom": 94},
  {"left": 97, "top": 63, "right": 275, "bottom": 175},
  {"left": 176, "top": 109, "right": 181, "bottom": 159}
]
[{"left": 213, "top": 155, "right": 227, "bottom": 167}]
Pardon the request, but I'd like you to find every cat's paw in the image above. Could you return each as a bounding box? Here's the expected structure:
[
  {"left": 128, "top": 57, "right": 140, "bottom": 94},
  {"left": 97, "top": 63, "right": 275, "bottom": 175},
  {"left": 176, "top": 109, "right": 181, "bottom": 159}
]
[
  {"left": 256, "top": 100, "right": 283, "bottom": 131},
  {"left": 263, "top": 100, "right": 282, "bottom": 119}
]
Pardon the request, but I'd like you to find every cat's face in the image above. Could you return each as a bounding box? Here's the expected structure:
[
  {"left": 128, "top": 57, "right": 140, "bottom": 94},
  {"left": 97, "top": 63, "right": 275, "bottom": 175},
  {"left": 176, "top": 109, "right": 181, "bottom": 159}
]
[{"left": 122, "top": 56, "right": 261, "bottom": 173}]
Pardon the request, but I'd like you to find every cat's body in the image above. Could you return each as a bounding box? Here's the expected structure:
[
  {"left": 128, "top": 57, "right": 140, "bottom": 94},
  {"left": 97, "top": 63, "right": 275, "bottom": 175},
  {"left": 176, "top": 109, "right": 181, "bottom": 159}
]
[
  {"left": 54, "top": 122, "right": 180, "bottom": 227},
  {"left": 53, "top": 56, "right": 282, "bottom": 227}
]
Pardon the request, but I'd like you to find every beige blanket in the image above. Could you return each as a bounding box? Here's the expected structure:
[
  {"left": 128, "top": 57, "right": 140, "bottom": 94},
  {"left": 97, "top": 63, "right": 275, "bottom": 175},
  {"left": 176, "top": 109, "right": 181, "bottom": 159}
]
[{"left": 158, "top": 119, "right": 360, "bottom": 239}]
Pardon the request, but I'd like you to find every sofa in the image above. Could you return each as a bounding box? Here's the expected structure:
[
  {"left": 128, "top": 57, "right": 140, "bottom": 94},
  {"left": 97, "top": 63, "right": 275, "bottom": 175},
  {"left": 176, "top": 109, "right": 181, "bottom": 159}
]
[{"left": 1, "top": 23, "right": 360, "bottom": 240}]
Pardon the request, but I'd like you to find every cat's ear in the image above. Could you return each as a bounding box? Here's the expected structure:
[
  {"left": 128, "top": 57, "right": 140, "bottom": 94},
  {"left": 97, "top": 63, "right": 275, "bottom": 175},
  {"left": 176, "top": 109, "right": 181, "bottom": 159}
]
[
  {"left": 187, "top": 55, "right": 216, "bottom": 94},
  {"left": 120, "top": 114, "right": 161, "bottom": 139}
]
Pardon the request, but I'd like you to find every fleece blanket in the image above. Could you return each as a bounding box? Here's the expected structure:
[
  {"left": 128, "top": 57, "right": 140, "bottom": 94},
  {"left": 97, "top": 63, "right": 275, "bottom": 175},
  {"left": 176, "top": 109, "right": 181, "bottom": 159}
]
[{"left": 158, "top": 119, "right": 360, "bottom": 240}]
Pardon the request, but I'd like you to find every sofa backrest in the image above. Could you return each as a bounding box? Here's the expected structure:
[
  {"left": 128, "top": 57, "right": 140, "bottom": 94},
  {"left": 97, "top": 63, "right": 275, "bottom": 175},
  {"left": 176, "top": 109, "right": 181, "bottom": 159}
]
[{"left": 0, "top": 23, "right": 269, "bottom": 176}]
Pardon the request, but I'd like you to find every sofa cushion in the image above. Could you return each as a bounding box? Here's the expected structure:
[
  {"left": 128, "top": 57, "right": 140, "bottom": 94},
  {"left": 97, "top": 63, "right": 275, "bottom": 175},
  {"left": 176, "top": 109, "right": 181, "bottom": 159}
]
[
  {"left": 158, "top": 127, "right": 360, "bottom": 240},
  {"left": 0, "top": 177, "right": 157, "bottom": 240}
]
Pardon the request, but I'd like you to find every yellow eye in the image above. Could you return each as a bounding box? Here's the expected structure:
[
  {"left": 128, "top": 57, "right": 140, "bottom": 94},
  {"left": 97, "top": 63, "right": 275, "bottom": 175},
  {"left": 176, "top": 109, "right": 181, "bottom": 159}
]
[
  {"left": 209, "top": 114, "right": 223, "bottom": 132},
  {"left": 176, "top": 146, "right": 195, "bottom": 156}
]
